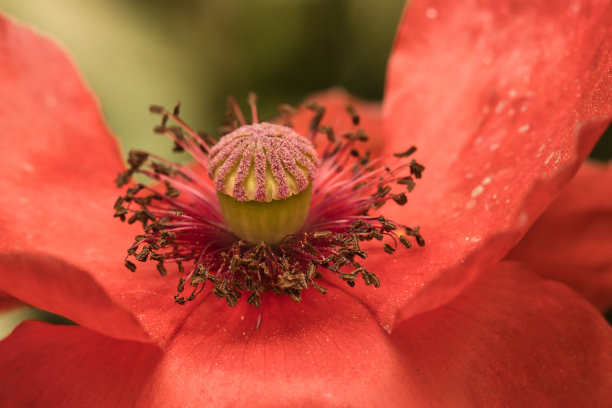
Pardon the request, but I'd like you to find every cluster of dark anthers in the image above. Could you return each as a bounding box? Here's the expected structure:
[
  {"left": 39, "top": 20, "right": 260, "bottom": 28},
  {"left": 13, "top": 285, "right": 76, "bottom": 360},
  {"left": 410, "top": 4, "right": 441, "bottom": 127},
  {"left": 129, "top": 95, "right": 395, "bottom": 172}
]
[{"left": 114, "top": 96, "right": 425, "bottom": 307}]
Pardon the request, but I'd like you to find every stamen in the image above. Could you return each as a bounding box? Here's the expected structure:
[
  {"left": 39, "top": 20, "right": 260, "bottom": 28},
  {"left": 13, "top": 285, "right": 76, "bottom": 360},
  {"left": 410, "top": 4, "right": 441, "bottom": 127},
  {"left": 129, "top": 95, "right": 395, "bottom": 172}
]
[
  {"left": 306, "top": 102, "right": 326, "bottom": 140},
  {"left": 394, "top": 145, "right": 417, "bottom": 158},
  {"left": 115, "top": 95, "right": 425, "bottom": 308},
  {"left": 277, "top": 104, "right": 296, "bottom": 127},
  {"left": 345, "top": 103, "right": 360, "bottom": 125},
  {"left": 227, "top": 96, "right": 247, "bottom": 127},
  {"left": 248, "top": 92, "right": 259, "bottom": 124}
]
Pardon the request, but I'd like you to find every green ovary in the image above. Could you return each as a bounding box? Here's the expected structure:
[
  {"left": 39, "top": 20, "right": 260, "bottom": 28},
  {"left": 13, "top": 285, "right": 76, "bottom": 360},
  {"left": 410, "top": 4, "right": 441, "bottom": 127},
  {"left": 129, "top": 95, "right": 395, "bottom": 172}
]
[{"left": 217, "top": 184, "right": 312, "bottom": 245}]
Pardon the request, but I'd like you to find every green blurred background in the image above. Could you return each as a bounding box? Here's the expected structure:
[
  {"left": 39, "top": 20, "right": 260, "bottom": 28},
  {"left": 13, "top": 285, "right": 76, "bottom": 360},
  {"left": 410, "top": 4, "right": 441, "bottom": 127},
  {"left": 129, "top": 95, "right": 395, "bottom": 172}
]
[
  {"left": 0, "top": 0, "right": 406, "bottom": 160},
  {"left": 0, "top": 0, "right": 609, "bottom": 334},
  {"left": 0, "top": 0, "right": 609, "bottom": 159}
]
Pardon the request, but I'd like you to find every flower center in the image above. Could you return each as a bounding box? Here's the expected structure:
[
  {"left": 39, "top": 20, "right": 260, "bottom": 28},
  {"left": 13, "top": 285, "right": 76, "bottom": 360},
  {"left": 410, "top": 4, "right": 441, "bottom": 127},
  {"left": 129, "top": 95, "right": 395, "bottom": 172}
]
[
  {"left": 208, "top": 123, "right": 317, "bottom": 244},
  {"left": 113, "top": 95, "right": 426, "bottom": 308}
]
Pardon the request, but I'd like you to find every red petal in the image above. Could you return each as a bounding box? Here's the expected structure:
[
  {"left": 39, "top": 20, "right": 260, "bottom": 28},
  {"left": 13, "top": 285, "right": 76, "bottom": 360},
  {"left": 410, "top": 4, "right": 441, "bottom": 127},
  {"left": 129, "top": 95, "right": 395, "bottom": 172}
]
[
  {"left": 1, "top": 289, "right": 421, "bottom": 406},
  {"left": 0, "top": 15, "right": 166, "bottom": 341},
  {"left": 291, "top": 87, "right": 384, "bottom": 156},
  {"left": 508, "top": 161, "right": 612, "bottom": 311},
  {"left": 371, "top": 0, "right": 612, "bottom": 327},
  {"left": 105, "top": 267, "right": 612, "bottom": 406},
  {"left": 0, "top": 321, "right": 161, "bottom": 407},
  {"left": 147, "top": 288, "right": 420, "bottom": 406},
  {"left": 392, "top": 261, "right": 612, "bottom": 407},
  {"left": 0, "top": 253, "right": 150, "bottom": 342},
  {"left": 2, "top": 263, "right": 610, "bottom": 406}
]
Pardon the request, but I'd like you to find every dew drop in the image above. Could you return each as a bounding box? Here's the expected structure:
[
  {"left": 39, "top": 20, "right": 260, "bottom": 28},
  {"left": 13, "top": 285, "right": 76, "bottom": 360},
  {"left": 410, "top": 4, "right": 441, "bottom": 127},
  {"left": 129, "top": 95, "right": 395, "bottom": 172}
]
[
  {"left": 425, "top": 7, "right": 439, "bottom": 19},
  {"left": 471, "top": 185, "right": 484, "bottom": 198},
  {"left": 21, "top": 162, "right": 34, "bottom": 173},
  {"left": 494, "top": 100, "right": 506, "bottom": 114},
  {"left": 518, "top": 211, "right": 528, "bottom": 227}
]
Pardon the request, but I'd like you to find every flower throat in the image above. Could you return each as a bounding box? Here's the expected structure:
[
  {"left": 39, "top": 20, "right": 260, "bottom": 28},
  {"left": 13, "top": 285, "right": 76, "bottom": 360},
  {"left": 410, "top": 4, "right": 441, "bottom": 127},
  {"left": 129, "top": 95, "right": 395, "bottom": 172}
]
[{"left": 114, "top": 94, "right": 425, "bottom": 307}]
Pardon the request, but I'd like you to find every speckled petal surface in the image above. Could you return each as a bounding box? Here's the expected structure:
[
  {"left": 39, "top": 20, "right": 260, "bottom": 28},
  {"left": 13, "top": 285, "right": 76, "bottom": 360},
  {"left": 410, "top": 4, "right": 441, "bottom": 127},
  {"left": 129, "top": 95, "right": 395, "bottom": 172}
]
[{"left": 371, "top": 0, "right": 612, "bottom": 328}]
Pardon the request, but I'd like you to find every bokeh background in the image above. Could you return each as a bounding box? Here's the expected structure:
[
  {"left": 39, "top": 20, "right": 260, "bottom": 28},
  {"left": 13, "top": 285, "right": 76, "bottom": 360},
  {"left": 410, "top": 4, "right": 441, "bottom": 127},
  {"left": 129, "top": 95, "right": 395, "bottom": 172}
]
[
  {"left": 0, "top": 0, "right": 609, "bottom": 334},
  {"left": 1, "top": 0, "right": 609, "bottom": 158},
  {"left": 1, "top": 0, "right": 407, "bottom": 160}
]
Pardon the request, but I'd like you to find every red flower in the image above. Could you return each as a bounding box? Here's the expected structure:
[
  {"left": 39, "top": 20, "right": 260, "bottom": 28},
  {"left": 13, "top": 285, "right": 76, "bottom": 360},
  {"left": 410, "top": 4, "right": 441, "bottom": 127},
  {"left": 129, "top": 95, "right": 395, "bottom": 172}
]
[{"left": 1, "top": 0, "right": 612, "bottom": 406}]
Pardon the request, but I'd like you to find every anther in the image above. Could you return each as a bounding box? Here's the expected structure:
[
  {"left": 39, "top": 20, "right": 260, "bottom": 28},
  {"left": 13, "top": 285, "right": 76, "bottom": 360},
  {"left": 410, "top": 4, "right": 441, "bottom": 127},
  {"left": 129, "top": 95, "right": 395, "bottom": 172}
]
[
  {"left": 393, "top": 146, "right": 417, "bottom": 158},
  {"left": 345, "top": 104, "right": 360, "bottom": 125}
]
